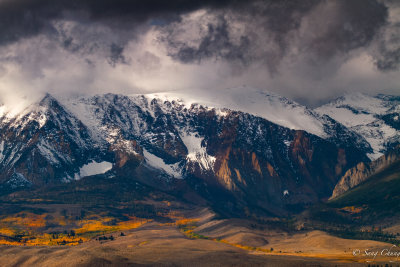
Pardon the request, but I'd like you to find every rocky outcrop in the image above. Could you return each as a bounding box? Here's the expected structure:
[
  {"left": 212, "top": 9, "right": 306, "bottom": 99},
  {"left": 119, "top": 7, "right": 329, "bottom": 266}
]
[{"left": 330, "top": 145, "right": 400, "bottom": 199}]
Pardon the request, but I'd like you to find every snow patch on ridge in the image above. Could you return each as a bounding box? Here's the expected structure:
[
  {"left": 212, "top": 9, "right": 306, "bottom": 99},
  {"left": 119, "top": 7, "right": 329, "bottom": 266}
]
[
  {"left": 60, "top": 97, "right": 107, "bottom": 143},
  {"left": 283, "top": 140, "right": 292, "bottom": 148},
  {"left": 0, "top": 140, "right": 4, "bottom": 163},
  {"left": 6, "top": 172, "right": 32, "bottom": 189},
  {"left": 37, "top": 141, "right": 60, "bottom": 165},
  {"left": 74, "top": 161, "right": 113, "bottom": 180},
  {"left": 143, "top": 149, "right": 182, "bottom": 178},
  {"left": 180, "top": 130, "right": 216, "bottom": 171}
]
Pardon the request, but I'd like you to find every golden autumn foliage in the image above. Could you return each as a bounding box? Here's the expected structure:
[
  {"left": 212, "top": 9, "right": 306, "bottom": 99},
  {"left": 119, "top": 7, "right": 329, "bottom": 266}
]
[
  {"left": 176, "top": 218, "right": 199, "bottom": 227},
  {"left": 2, "top": 212, "right": 46, "bottom": 228},
  {"left": 0, "top": 229, "right": 87, "bottom": 246},
  {"left": 0, "top": 212, "right": 150, "bottom": 247},
  {"left": 0, "top": 228, "right": 16, "bottom": 236},
  {"left": 22, "top": 233, "right": 87, "bottom": 246},
  {"left": 0, "top": 240, "right": 22, "bottom": 246},
  {"left": 75, "top": 216, "right": 150, "bottom": 235},
  {"left": 340, "top": 206, "right": 364, "bottom": 214}
]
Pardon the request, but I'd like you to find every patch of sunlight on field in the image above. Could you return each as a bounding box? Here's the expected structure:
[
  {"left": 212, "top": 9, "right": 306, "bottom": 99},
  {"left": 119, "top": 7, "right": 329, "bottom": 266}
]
[
  {"left": 173, "top": 214, "right": 274, "bottom": 254},
  {"left": 0, "top": 212, "right": 151, "bottom": 246},
  {"left": 75, "top": 216, "right": 151, "bottom": 236},
  {"left": 2, "top": 212, "right": 46, "bottom": 228}
]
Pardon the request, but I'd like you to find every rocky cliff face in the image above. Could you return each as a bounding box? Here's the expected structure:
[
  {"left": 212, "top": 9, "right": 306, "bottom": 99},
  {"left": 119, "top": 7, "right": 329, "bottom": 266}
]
[
  {"left": 330, "top": 145, "right": 400, "bottom": 199},
  {"left": 182, "top": 110, "right": 368, "bottom": 215},
  {"left": 0, "top": 92, "right": 374, "bottom": 215}
]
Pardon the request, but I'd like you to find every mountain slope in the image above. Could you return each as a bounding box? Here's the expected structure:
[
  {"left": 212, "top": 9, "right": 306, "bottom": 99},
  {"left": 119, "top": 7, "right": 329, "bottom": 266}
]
[
  {"left": 316, "top": 93, "right": 400, "bottom": 159},
  {"left": 330, "top": 145, "right": 400, "bottom": 199},
  {"left": 327, "top": 151, "right": 400, "bottom": 222},
  {"left": 60, "top": 93, "right": 369, "bottom": 215},
  {"left": 0, "top": 92, "right": 373, "bottom": 216},
  {"left": 0, "top": 94, "right": 106, "bottom": 187}
]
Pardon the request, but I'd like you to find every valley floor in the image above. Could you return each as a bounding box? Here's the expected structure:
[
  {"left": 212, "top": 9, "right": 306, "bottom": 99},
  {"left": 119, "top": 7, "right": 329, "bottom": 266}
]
[
  {"left": 1, "top": 214, "right": 396, "bottom": 267},
  {"left": 0, "top": 222, "right": 367, "bottom": 267},
  {"left": 0, "top": 179, "right": 398, "bottom": 266}
]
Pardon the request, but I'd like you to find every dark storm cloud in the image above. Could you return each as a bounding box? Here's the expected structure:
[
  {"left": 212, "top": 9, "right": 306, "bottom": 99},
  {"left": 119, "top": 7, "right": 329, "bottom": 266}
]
[
  {"left": 0, "top": 0, "right": 393, "bottom": 72},
  {"left": 0, "top": 0, "right": 254, "bottom": 45},
  {"left": 373, "top": 1, "right": 400, "bottom": 71},
  {"left": 164, "top": 0, "right": 389, "bottom": 72},
  {"left": 376, "top": 44, "right": 400, "bottom": 71},
  {"left": 303, "top": 0, "right": 387, "bottom": 57},
  {"left": 167, "top": 16, "right": 252, "bottom": 64},
  {"left": 163, "top": 0, "right": 319, "bottom": 67},
  {"left": 108, "top": 43, "right": 126, "bottom": 67},
  {"left": 0, "top": 0, "right": 399, "bottom": 107}
]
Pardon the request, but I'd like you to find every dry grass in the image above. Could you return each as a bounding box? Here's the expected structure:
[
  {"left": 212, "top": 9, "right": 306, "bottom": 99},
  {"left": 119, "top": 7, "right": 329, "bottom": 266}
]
[
  {"left": 0, "top": 207, "right": 393, "bottom": 265},
  {"left": 0, "top": 223, "right": 360, "bottom": 267}
]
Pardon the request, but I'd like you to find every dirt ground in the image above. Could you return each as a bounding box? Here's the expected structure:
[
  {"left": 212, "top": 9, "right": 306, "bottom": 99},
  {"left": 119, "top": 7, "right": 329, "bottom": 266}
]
[
  {"left": 0, "top": 222, "right": 379, "bottom": 267},
  {"left": 0, "top": 207, "right": 397, "bottom": 266}
]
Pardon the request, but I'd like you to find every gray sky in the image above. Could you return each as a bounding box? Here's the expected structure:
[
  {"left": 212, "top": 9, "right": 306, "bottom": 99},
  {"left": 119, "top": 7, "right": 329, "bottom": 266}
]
[{"left": 0, "top": 0, "right": 399, "bottom": 107}]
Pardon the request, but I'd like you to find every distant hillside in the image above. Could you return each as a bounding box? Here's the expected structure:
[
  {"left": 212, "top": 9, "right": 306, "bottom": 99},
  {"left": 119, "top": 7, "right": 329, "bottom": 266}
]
[{"left": 330, "top": 145, "right": 400, "bottom": 199}]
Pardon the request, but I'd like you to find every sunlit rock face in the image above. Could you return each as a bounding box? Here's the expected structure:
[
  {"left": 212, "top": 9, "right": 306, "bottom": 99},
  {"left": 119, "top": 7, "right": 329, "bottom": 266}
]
[{"left": 331, "top": 145, "right": 400, "bottom": 200}]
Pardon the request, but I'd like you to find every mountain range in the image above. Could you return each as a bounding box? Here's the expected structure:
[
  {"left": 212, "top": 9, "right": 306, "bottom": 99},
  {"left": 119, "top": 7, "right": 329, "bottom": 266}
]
[{"left": 0, "top": 88, "right": 399, "bottom": 216}]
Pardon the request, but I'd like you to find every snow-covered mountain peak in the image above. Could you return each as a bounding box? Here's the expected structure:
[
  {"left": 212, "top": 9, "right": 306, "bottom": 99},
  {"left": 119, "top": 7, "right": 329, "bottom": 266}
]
[
  {"left": 316, "top": 93, "right": 400, "bottom": 159},
  {"left": 0, "top": 95, "right": 44, "bottom": 120},
  {"left": 0, "top": 94, "right": 54, "bottom": 130},
  {"left": 324, "top": 92, "right": 396, "bottom": 116},
  {"left": 0, "top": 93, "right": 90, "bottom": 132},
  {"left": 131, "top": 87, "right": 327, "bottom": 137}
]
